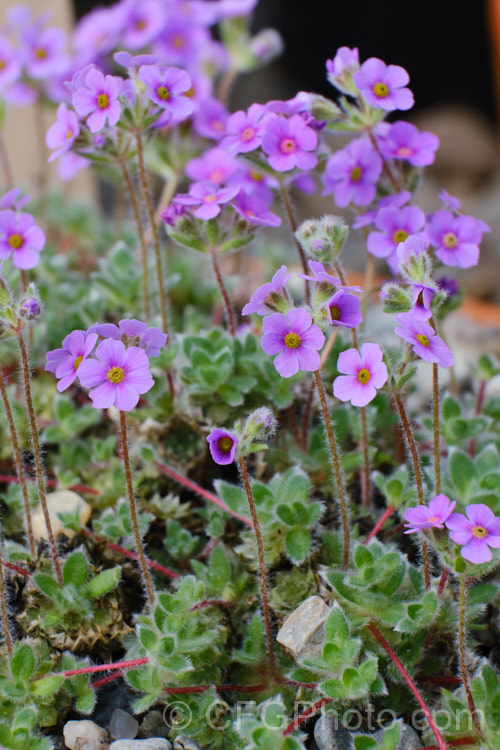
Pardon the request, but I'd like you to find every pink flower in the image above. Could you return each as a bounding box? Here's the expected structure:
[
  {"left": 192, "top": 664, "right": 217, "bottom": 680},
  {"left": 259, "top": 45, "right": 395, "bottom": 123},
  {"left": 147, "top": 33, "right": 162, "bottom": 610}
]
[
  {"left": 173, "top": 181, "right": 240, "bottom": 220},
  {"left": 46, "top": 103, "right": 80, "bottom": 162},
  {"left": 327, "top": 289, "right": 363, "bottom": 328},
  {"left": 367, "top": 204, "right": 426, "bottom": 261},
  {"left": 232, "top": 192, "right": 281, "bottom": 227},
  {"left": 242, "top": 265, "right": 291, "bottom": 316},
  {"left": 0, "top": 211, "right": 45, "bottom": 270},
  {"left": 333, "top": 343, "right": 388, "bottom": 407},
  {"left": 394, "top": 312, "right": 454, "bottom": 368},
  {"left": 353, "top": 57, "right": 414, "bottom": 111},
  {"left": 322, "top": 137, "right": 382, "bottom": 207},
  {"left": 221, "top": 103, "right": 265, "bottom": 153},
  {"left": 446, "top": 504, "right": 500, "bottom": 564},
  {"left": 377, "top": 121, "right": 439, "bottom": 167},
  {"left": 426, "top": 210, "right": 486, "bottom": 269},
  {"left": 45, "top": 330, "right": 97, "bottom": 392},
  {"left": 261, "top": 114, "right": 318, "bottom": 172},
  {"left": 138, "top": 65, "right": 193, "bottom": 119},
  {"left": 261, "top": 308, "right": 325, "bottom": 378},
  {"left": 78, "top": 339, "right": 154, "bottom": 411},
  {"left": 207, "top": 428, "right": 238, "bottom": 465},
  {"left": 73, "top": 68, "right": 121, "bottom": 133},
  {"left": 404, "top": 494, "right": 456, "bottom": 534}
]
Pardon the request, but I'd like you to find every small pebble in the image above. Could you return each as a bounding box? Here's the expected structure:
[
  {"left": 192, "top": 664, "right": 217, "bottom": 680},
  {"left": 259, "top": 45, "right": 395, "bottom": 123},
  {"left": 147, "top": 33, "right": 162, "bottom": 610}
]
[
  {"left": 33, "top": 490, "right": 91, "bottom": 541},
  {"left": 109, "top": 709, "right": 139, "bottom": 740},
  {"left": 109, "top": 740, "right": 172, "bottom": 750},
  {"left": 314, "top": 715, "right": 353, "bottom": 750},
  {"left": 138, "top": 711, "right": 170, "bottom": 740},
  {"left": 276, "top": 595, "right": 330, "bottom": 660},
  {"left": 173, "top": 738, "right": 202, "bottom": 749},
  {"left": 63, "top": 719, "right": 109, "bottom": 750}
]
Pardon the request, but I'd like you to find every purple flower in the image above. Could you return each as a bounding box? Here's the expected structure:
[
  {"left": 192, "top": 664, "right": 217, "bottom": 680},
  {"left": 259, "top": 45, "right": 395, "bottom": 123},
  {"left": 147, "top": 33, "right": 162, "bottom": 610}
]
[
  {"left": 0, "top": 36, "right": 21, "bottom": 92},
  {"left": 367, "top": 205, "right": 426, "bottom": 260},
  {"left": 409, "top": 283, "right": 435, "bottom": 321},
  {"left": 173, "top": 181, "right": 239, "bottom": 220},
  {"left": 353, "top": 191, "right": 413, "bottom": 230},
  {"left": 298, "top": 260, "right": 341, "bottom": 288},
  {"left": 73, "top": 68, "right": 121, "bottom": 133},
  {"left": 78, "top": 339, "right": 154, "bottom": 411},
  {"left": 261, "top": 114, "right": 318, "bottom": 172},
  {"left": 90, "top": 319, "right": 167, "bottom": 358},
  {"left": 206, "top": 428, "right": 238, "bottom": 465},
  {"left": 242, "top": 265, "right": 291, "bottom": 316},
  {"left": 427, "top": 210, "right": 484, "bottom": 269},
  {"left": 24, "top": 27, "right": 69, "bottom": 81},
  {"left": 46, "top": 103, "right": 80, "bottom": 162},
  {"left": 0, "top": 188, "right": 30, "bottom": 211},
  {"left": 404, "top": 494, "right": 456, "bottom": 534},
  {"left": 377, "top": 121, "right": 439, "bottom": 166},
  {"left": 186, "top": 147, "right": 238, "bottom": 184},
  {"left": 193, "top": 98, "right": 229, "bottom": 141},
  {"left": 0, "top": 211, "right": 45, "bottom": 269},
  {"left": 353, "top": 58, "right": 414, "bottom": 111},
  {"left": 436, "top": 276, "right": 459, "bottom": 297},
  {"left": 221, "top": 103, "right": 265, "bottom": 153},
  {"left": 322, "top": 137, "right": 382, "bottom": 207},
  {"left": 261, "top": 308, "right": 325, "bottom": 378},
  {"left": 232, "top": 192, "right": 281, "bottom": 227},
  {"left": 326, "top": 47, "right": 360, "bottom": 94},
  {"left": 333, "top": 343, "right": 388, "bottom": 407},
  {"left": 45, "top": 330, "right": 98, "bottom": 392},
  {"left": 327, "top": 290, "right": 363, "bottom": 328},
  {"left": 394, "top": 312, "right": 454, "bottom": 368},
  {"left": 438, "top": 189, "right": 461, "bottom": 212},
  {"left": 121, "top": 0, "right": 165, "bottom": 49},
  {"left": 162, "top": 203, "right": 186, "bottom": 227},
  {"left": 138, "top": 65, "right": 193, "bottom": 119},
  {"left": 446, "top": 504, "right": 500, "bottom": 564}
]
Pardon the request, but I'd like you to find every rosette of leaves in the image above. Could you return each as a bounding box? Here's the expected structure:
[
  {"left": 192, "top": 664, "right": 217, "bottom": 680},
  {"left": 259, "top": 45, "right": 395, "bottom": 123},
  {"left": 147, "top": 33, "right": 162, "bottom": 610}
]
[
  {"left": 0, "top": 640, "right": 94, "bottom": 735},
  {"left": 18, "top": 550, "right": 123, "bottom": 652},
  {"left": 124, "top": 576, "right": 227, "bottom": 712},
  {"left": 180, "top": 329, "right": 300, "bottom": 423},
  {"left": 215, "top": 466, "right": 323, "bottom": 566},
  {"left": 190, "top": 544, "right": 252, "bottom": 607},
  {"left": 93, "top": 498, "right": 154, "bottom": 549}
]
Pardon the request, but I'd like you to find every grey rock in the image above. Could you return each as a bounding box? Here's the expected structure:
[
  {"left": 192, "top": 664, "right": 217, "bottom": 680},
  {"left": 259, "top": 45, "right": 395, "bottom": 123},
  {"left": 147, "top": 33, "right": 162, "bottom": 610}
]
[
  {"left": 276, "top": 595, "right": 330, "bottom": 661},
  {"left": 63, "top": 720, "right": 109, "bottom": 750},
  {"left": 138, "top": 711, "right": 170, "bottom": 740},
  {"left": 109, "top": 741, "right": 172, "bottom": 750},
  {"left": 109, "top": 709, "right": 139, "bottom": 740},
  {"left": 373, "top": 720, "right": 423, "bottom": 750},
  {"left": 314, "top": 715, "right": 353, "bottom": 750},
  {"left": 172, "top": 738, "right": 202, "bottom": 749}
]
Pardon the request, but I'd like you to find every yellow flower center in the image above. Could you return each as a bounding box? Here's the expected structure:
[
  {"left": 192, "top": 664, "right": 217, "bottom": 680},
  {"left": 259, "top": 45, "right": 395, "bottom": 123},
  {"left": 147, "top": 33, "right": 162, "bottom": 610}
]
[
  {"left": 157, "top": 86, "right": 170, "bottom": 101},
  {"left": 427, "top": 516, "right": 439, "bottom": 523},
  {"left": 136, "top": 19, "right": 147, "bottom": 29},
  {"left": 218, "top": 436, "right": 234, "bottom": 454},
  {"left": 209, "top": 169, "right": 224, "bottom": 182},
  {"left": 173, "top": 35, "right": 185, "bottom": 48},
  {"left": 396, "top": 146, "right": 413, "bottom": 157},
  {"left": 241, "top": 126, "right": 255, "bottom": 142},
  {"left": 35, "top": 47, "right": 47, "bottom": 60},
  {"left": 281, "top": 138, "right": 296, "bottom": 153},
  {"left": 350, "top": 166, "right": 362, "bottom": 181},
  {"left": 329, "top": 305, "right": 341, "bottom": 321},
  {"left": 8, "top": 234, "right": 23, "bottom": 249},
  {"left": 357, "top": 368, "right": 371, "bottom": 384},
  {"left": 250, "top": 170, "right": 263, "bottom": 182},
  {"left": 472, "top": 525, "right": 488, "bottom": 538},
  {"left": 212, "top": 120, "right": 224, "bottom": 132},
  {"left": 284, "top": 332, "right": 301, "bottom": 349},
  {"left": 97, "top": 93, "right": 109, "bottom": 109},
  {"left": 66, "top": 129, "right": 73, "bottom": 139},
  {"left": 416, "top": 333, "right": 429, "bottom": 347},
  {"left": 393, "top": 229, "right": 408, "bottom": 244},
  {"left": 107, "top": 367, "right": 125, "bottom": 383},
  {"left": 0, "top": 60, "right": 6, "bottom": 71},
  {"left": 73, "top": 355, "right": 83, "bottom": 371},
  {"left": 443, "top": 232, "right": 458, "bottom": 248},
  {"left": 204, "top": 194, "right": 218, "bottom": 203},
  {"left": 373, "top": 82, "right": 389, "bottom": 98}
]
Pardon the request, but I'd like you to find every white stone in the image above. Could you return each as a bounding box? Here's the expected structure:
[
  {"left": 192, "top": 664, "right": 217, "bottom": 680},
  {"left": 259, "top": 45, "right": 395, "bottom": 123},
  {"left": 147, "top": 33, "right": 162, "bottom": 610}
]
[
  {"left": 33, "top": 490, "right": 91, "bottom": 541},
  {"left": 276, "top": 595, "right": 330, "bottom": 660},
  {"left": 109, "top": 741, "right": 172, "bottom": 750},
  {"left": 63, "top": 719, "right": 109, "bottom": 749}
]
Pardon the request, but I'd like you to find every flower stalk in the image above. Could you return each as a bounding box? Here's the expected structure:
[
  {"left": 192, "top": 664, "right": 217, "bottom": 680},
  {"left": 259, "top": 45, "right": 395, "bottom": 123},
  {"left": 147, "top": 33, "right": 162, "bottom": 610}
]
[
  {"left": 458, "top": 573, "right": 483, "bottom": 737},
  {"left": 210, "top": 246, "right": 236, "bottom": 335}
]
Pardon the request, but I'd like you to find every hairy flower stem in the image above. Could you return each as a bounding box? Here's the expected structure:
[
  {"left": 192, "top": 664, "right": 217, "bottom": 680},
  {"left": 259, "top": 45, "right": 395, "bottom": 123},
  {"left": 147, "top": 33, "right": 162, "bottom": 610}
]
[
  {"left": 0, "top": 532, "right": 13, "bottom": 660},
  {"left": 459, "top": 574, "right": 483, "bottom": 737},
  {"left": 17, "top": 333, "right": 63, "bottom": 585},
  {"left": 135, "top": 132, "right": 169, "bottom": 337},
  {"left": 237, "top": 457, "right": 276, "bottom": 682},
  {"left": 279, "top": 183, "right": 310, "bottom": 302},
  {"left": 0, "top": 370, "right": 35, "bottom": 558},
  {"left": 283, "top": 697, "right": 333, "bottom": 736},
  {"left": 210, "top": 248, "right": 236, "bottom": 335},
  {"left": 393, "top": 391, "right": 431, "bottom": 588},
  {"left": 313, "top": 370, "right": 350, "bottom": 568},
  {"left": 368, "top": 131, "right": 402, "bottom": 193},
  {"left": 433, "top": 364, "right": 442, "bottom": 494},
  {"left": 119, "top": 411, "right": 155, "bottom": 607},
  {"left": 369, "top": 624, "right": 448, "bottom": 750},
  {"left": 121, "top": 161, "right": 150, "bottom": 320}
]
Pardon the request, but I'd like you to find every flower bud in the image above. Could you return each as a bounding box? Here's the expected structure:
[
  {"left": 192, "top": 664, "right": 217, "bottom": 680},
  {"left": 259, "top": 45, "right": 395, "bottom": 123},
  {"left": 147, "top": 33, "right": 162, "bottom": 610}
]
[
  {"left": 243, "top": 407, "right": 277, "bottom": 442},
  {"left": 249, "top": 28, "right": 284, "bottom": 66},
  {"left": 380, "top": 283, "right": 412, "bottom": 313},
  {"left": 295, "top": 215, "right": 348, "bottom": 263}
]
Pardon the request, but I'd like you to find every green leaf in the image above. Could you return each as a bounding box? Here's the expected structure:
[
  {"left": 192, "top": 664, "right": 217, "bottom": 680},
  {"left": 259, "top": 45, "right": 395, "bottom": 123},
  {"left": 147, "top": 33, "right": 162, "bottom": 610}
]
[
  {"left": 86, "top": 566, "right": 121, "bottom": 598},
  {"left": 31, "top": 675, "right": 64, "bottom": 696},
  {"left": 76, "top": 688, "right": 96, "bottom": 714},
  {"left": 34, "top": 573, "right": 61, "bottom": 600},
  {"left": 442, "top": 397, "right": 461, "bottom": 420},
  {"left": 449, "top": 449, "right": 477, "bottom": 496},
  {"left": 63, "top": 551, "right": 88, "bottom": 587},
  {"left": 276, "top": 505, "right": 295, "bottom": 526},
  {"left": 285, "top": 528, "right": 311, "bottom": 563},
  {"left": 139, "top": 628, "right": 158, "bottom": 651},
  {"left": 11, "top": 644, "right": 35, "bottom": 681},
  {"left": 325, "top": 604, "right": 349, "bottom": 644}
]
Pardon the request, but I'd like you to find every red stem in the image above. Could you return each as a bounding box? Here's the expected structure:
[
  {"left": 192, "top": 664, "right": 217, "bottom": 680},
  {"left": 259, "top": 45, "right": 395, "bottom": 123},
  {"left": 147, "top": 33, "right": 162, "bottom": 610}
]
[
  {"left": 2, "top": 560, "right": 32, "bottom": 577},
  {"left": 420, "top": 740, "right": 476, "bottom": 750},
  {"left": 0, "top": 473, "right": 99, "bottom": 495},
  {"left": 283, "top": 697, "right": 333, "bottom": 736},
  {"left": 92, "top": 671, "right": 123, "bottom": 688},
  {"left": 61, "top": 657, "right": 149, "bottom": 678},
  {"left": 369, "top": 624, "right": 448, "bottom": 750},
  {"left": 364, "top": 506, "right": 395, "bottom": 544},
  {"left": 83, "top": 529, "right": 179, "bottom": 579},
  {"left": 154, "top": 461, "right": 253, "bottom": 527}
]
